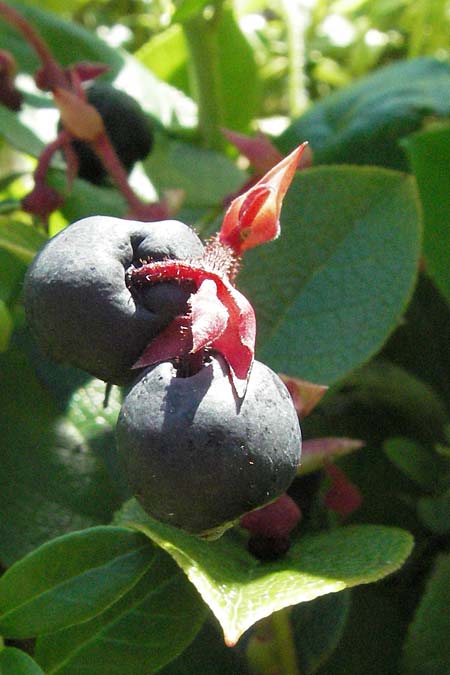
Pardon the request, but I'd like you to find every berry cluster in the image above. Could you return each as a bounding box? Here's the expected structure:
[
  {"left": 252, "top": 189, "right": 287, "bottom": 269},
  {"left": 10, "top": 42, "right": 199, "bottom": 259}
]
[{"left": 24, "top": 145, "right": 307, "bottom": 536}]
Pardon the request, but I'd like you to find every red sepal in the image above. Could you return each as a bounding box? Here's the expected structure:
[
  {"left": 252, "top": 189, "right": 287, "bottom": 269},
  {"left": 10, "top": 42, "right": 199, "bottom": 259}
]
[{"left": 219, "top": 142, "right": 308, "bottom": 255}]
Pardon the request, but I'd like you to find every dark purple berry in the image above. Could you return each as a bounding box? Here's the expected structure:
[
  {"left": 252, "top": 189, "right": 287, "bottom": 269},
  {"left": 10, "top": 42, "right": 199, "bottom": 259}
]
[
  {"left": 116, "top": 355, "right": 302, "bottom": 534},
  {"left": 24, "top": 216, "right": 204, "bottom": 384}
]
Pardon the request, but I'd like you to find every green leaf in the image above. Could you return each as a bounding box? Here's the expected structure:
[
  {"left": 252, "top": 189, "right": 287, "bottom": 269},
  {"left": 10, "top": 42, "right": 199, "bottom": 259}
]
[
  {"left": 215, "top": 8, "right": 260, "bottom": 132},
  {"left": 0, "top": 337, "right": 123, "bottom": 566},
  {"left": 144, "top": 134, "right": 244, "bottom": 206},
  {"left": 0, "top": 221, "right": 47, "bottom": 264},
  {"left": 0, "top": 249, "right": 27, "bottom": 305},
  {"left": 417, "top": 492, "right": 450, "bottom": 535},
  {"left": 0, "top": 526, "right": 155, "bottom": 638},
  {"left": 35, "top": 551, "right": 207, "bottom": 674},
  {"left": 402, "top": 124, "right": 450, "bottom": 305},
  {"left": 237, "top": 166, "right": 421, "bottom": 386},
  {"left": 0, "top": 105, "right": 45, "bottom": 158},
  {"left": 118, "top": 500, "right": 413, "bottom": 646},
  {"left": 159, "top": 619, "right": 246, "bottom": 674},
  {"left": 135, "top": 24, "right": 190, "bottom": 95},
  {"left": 291, "top": 591, "right": 350, "bottom": 674},
  {"left": 402, "top": 553, "right": 450, "bottom": 674},
  {"left": 278, "top": 57, "right": 450, "bottom": 170},
  {"left": 0, "top": 647, "right": 45, "bottom": 675},
  {"left": 47, "top": 171, "right": 127, "bottom": 222},
  {"left": 0, "top": 301, "right": 13, "bottom": 352},
  {"left": 383, "top": 438, "right": 440, "bottom": 492},
  {"left": 172, "top": 0, "right": 211, "bottom": 23}
]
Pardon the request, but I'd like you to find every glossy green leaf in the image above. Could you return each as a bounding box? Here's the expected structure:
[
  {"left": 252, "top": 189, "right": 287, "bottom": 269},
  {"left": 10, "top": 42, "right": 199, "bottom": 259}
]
[
  {"left": 402, "top": 124, "right": 450, "bottom": 305},
  {"left": 278, "top": 57, "right": 450, "bottom": 170},
  {"left": 402, "top": 553, "right": 450, "bottom": 674},
  {"left": 0, "top": 301, "right": 13, "bottom": 352},
  {"left": 0, "top": 338, "right": 123, "bottom": 566},
  {"left": 0, "top": 221, "right": 47, "bottom": 264},
  {"left": 0, "top": 526, "right": 155, "bottom": 638},
  {"left": 291, "top": 591, "right": 350, "bottom": 674},
  {"left": 118, "top": 500, "right": 413, "bottom": 646},
  {"left": 144, "top": 135, "right": 244, "bottom": 206},
  {"left": 0, "top": 647, "right": 45, "bottom": 675},
  {"left": 237, "top": 166, "right": 421, "bottom": 385},
  {"left": 35, "top": 550, "right": 207, "bottom": 674}
]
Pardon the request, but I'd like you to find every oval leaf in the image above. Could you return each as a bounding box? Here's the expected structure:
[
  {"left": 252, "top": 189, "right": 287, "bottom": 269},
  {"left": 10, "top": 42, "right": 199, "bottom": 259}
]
[
  {"left": 118, "top": 500, "right": 413, "bottom": 646},
  {"left": 0, "top": 647, "right": 45, "bottom": 675},
  {"left": 237, "top": 166, "right": 421, "bottom": 385},
  {"left": 35, "top": 550, "right": 207, "bottom": 674},
  {"left": 402, "top": 553, "right": 450, "bottom": 674},
  {"left": 0, "top": 526, "right": 155, "bottom": 638}
]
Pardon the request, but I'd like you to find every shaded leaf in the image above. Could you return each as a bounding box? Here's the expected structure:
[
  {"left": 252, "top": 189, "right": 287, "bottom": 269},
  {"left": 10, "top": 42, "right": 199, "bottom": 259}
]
[
  {"left": 0, "top": 527, "right": 154, "bottom": 638},
  {"left": 118, "top": 499, "right": 413, "bottom": 646},
  {"left": 35, "top": 550, "right": 207, "bottom": 674},
  {"left": 237, "top": 166, "right": 421, "bottom": 385},
  {"left": 144, "top": 135, "right": 244, "bottom": 207},
  {"left": 384, "top": 437, "right": 441, "bottom": 492},
  {"left": 291, "top": 591, "right": 350, "bottom": 674},
  {"left": 402, "top": 553, "right": 450, "bottom": 674},
  {"left": 0, "top": 300, "right": 13, "bottom": 352},
  {"left": 0, "top": 647, "right": 45, "bottom": 675},
  {"left": 417, "top": 492, "right": 450, "bottom": 535},
  {"left": 0, "top": 337, "right": 123, "bottom": 566},
  {"left": 278, "top": 58, "right": 450, "bottom": 170},
  {"left": 402, "top": 123, "right": 450, "bottom": 305}
]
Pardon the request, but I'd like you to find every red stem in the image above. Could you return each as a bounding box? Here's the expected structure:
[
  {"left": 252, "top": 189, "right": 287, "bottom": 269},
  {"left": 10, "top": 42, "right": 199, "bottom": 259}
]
[
  {"left": 34, "top": 129, "right": 71, "bottom": 181},
  {"left": 0, "top": 1, "right": 67, "bottom": 89},
  {"left": 92, "top": 133, "right": 145, "bottom": 212}
]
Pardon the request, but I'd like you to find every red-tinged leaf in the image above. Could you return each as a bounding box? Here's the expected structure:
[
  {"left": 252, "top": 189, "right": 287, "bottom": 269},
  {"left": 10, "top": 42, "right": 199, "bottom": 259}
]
[
  {"left": 190, "top": 279, "right": 228, "bottom": 353},
  {"left": 324, "top": 464, "right": 362, "bottom": 517},
  {"left": 299, "top": 437, "right": 365, "bottom": 475},
  {"left": 133, "top": 316, "right": 192, "bottom": 369},
  {"left": 279, "top": 374, "right": 329, "bottom": 417},
  {"left": 222, "top": 129, "right": 284, "bottom": 174},
  {"left": 219, "top": 142, "right": 308, "bottom": 255}
]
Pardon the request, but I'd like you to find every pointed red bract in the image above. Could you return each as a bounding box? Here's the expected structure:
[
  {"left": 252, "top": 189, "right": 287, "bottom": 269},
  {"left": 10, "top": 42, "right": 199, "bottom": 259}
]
[
  {"left": 219, "top": 142, "right": 308, "bottom": 255},
  {"left": 190, "top": 279, "right": 228, "bottom": 352},
  {"left": 130, "top": 260, "right": 256, "bottom": 397}
]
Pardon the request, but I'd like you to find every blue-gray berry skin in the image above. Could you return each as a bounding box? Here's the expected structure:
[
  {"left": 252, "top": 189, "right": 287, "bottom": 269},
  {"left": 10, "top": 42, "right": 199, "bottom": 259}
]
[
  {"left": 24, "top": 216, "right": 204, "bottom": 384},
  {"left": 116, "top": 356, "right": 302, "bottom": 534}
]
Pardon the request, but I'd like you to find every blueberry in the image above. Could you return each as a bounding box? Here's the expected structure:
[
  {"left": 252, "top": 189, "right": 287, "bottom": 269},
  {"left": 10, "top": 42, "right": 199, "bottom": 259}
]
[
  {"left": 67, "top": 83, "right": 153, "bottom": 184},
  {"left": 116, "top": 355, "right": 302, "bottom": 534},
  {"left": 24, "top": 216, "right": 204, "bottom": 384}
]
